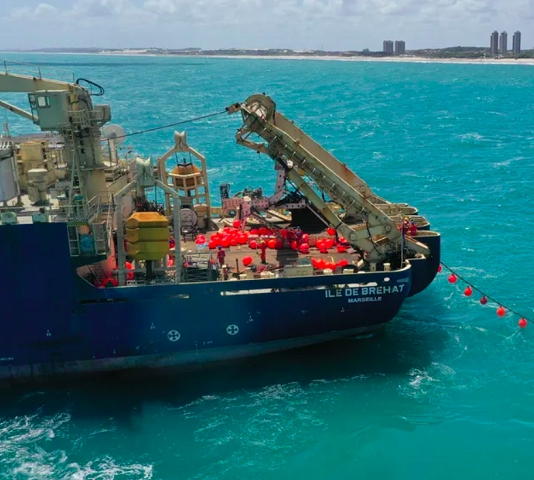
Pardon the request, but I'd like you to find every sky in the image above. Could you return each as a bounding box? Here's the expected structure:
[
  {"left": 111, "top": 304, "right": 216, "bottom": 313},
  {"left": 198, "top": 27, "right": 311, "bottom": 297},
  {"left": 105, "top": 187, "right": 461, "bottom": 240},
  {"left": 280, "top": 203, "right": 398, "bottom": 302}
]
[{"left": 0, "top": 0, "right": 532, "bottom": 51}]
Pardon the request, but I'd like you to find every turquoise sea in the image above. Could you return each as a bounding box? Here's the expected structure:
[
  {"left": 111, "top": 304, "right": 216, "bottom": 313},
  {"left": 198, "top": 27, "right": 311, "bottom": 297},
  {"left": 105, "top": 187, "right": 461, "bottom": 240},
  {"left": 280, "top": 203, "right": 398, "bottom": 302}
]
[{"left": 1, "top": 54, "right": 534, "bottom": 479}]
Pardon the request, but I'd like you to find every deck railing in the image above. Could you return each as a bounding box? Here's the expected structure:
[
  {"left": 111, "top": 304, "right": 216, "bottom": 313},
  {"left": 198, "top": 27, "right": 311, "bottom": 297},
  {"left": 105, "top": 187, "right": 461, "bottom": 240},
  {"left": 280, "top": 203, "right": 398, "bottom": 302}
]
[{"left": 66, "top": 193, "right": 114, "bottom": 257}]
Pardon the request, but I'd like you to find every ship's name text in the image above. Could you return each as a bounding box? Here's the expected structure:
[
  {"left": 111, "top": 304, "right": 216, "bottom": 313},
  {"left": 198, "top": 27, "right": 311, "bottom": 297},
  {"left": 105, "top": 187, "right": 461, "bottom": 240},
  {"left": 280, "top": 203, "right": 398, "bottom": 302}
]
[{"left": 325, "top": 284, "right": 405, "bottom": 301}]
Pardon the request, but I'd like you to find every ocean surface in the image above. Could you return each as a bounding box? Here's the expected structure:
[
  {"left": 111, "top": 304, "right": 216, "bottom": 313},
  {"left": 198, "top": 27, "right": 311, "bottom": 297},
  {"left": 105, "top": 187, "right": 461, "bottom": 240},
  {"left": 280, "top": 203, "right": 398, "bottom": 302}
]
[{"left": 1, "top": 53, "right": 534, "bottom": 479}]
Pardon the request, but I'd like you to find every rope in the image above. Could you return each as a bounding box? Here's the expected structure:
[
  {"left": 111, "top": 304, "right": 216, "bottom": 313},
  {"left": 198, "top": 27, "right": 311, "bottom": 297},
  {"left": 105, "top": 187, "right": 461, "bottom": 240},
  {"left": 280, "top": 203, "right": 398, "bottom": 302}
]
[
  {"left": 115, "top": 110, "right": 228, "bottom": 139},
  {"left": 440, "top": 261, "right": 529, "bottom": 322}
]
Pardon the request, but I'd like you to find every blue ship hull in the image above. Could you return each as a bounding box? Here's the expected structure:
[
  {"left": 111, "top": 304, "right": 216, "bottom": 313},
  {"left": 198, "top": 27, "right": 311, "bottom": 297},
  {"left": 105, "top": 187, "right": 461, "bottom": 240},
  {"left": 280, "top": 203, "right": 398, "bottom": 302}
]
[{"left": 0, "top": 222, "right": 443, "bottom": 383}]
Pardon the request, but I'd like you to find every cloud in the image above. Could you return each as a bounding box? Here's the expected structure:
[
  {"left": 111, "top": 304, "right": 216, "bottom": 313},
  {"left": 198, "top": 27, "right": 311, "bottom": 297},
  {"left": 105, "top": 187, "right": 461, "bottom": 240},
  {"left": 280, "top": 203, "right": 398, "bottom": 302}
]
[
  {"left": 7, "top": 0, "right": 501, "bottom": 25},
  {"left": 71, "top": 0, "right": 131, "bottom": 17},
  {"left": 2, "top": 0, "right": 533, "bottom": 50},
  {"left": 11, "top": 2, "right": 58, "bottom": 19}
]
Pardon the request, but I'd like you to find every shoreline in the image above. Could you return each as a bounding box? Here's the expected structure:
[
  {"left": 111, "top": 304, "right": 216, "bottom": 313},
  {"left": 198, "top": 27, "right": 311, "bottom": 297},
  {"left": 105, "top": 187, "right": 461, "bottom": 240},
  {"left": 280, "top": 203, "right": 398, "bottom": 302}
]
[
  {"left": 2, "top": 51, "right": 534, "bottom": 66},
  {"left": 189, "top": 54, "right": 534, "bottom": 66}
]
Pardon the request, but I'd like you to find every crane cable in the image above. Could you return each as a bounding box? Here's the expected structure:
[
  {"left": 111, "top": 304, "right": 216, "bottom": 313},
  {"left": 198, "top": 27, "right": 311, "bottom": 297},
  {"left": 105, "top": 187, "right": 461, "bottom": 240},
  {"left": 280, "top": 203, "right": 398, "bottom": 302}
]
[{"left": 114, "top": 109, "right": 229, "bottom": 140}]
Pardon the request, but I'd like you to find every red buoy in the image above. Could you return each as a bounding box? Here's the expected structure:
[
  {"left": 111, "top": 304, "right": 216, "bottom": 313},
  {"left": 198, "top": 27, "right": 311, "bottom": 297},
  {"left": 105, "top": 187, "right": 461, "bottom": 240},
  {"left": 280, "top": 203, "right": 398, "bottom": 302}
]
[
  {"left": 249, "top": 240, "right": 257, "bottom": 249},
  {"left": 125, "top": 262, "right": 134, "bottom": 280},
  {"left": 480, "top": 296, "right": 488, "bottom": 305},
  {"left": 496, "top": 306, "right": 506, "bottom": 317},
  {"left": 102, "top": 277, "right": 118, "bottom": 288},
  {"left": 464, "top": 286, "right": 473, "bottom": 297},
  {"left": 327, "top": 227, "right": 336, "bottom": 236},
  {"left": 233, "top": 220, "right": 240, "bottom": 229},
  {"left": 438, "top": 265, "right": 442, "bottom": 273},
  {"left": 519, "top": 318, "right": 528, "bottom": 328},
  {"left": 210, "top": 234, "right": 221, "bottom": 245},
  {"left": 242, "top": 256, "right": 253, "bottom": 266},
  {"left": 448, "top": 274, "right": 457, "bottom": 284}
]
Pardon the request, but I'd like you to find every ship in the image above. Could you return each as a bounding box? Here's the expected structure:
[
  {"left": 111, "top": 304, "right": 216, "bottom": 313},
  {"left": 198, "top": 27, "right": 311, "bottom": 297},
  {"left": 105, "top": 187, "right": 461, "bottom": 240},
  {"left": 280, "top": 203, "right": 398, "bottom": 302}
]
[{"left": 0, "top": 67, "right": 440, "bottom": 383}]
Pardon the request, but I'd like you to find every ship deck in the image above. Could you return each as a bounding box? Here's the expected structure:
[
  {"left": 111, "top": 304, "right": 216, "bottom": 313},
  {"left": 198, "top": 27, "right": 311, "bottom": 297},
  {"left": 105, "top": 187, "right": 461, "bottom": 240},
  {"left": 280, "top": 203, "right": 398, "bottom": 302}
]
[
  {"left": 181, "top": 239, "right": 361, "bottom": 270},
  {"left": 177, "top": 221, "right": 367, "bottom": 279}
]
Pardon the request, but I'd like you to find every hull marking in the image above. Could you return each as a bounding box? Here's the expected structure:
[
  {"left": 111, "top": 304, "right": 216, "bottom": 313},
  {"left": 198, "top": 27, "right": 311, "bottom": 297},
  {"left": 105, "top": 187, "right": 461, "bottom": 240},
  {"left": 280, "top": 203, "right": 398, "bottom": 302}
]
[
  {"left": 167, "top": 330, "right": 181, "bottom": 342},
  {"left": 226, "top": 324, "right": 239, "bottom": 335}
]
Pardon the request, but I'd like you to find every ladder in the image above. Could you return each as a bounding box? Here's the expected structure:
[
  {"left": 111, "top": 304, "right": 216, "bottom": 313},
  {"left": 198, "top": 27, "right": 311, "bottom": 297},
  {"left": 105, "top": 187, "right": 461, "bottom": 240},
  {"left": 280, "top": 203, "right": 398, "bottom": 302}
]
[{"left": 88, "top": 262, "right": 108, "bottom": 284}]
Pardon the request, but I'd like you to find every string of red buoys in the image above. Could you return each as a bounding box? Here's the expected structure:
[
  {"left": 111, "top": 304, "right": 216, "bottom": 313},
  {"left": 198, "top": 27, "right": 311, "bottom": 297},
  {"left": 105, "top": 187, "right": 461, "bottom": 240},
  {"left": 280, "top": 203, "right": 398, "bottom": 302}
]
[{"left": 439, "top": 262, "right": 529, "bottom": 329}]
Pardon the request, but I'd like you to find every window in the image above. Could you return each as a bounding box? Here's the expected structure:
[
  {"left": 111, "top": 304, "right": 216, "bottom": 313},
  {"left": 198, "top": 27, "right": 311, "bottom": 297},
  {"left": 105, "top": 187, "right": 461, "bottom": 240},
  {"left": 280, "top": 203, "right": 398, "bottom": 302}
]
[{"left": 37, "top": 96, "right": 51, "bottom": 108}]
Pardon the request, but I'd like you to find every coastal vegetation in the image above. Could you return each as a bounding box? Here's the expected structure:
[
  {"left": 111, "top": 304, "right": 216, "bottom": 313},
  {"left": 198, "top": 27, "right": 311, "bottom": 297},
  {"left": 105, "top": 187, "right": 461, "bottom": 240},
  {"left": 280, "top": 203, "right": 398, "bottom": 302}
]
[{"left": 3, "top": 46, "right": 534, "bottom": 60}]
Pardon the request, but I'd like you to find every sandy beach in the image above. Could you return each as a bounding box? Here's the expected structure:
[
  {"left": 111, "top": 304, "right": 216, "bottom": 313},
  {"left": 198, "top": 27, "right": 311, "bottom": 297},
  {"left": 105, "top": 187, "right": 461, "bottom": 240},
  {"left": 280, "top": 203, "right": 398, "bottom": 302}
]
[
  {"left": 4, "top": 50, "right": 534, "bottom": 66},
  {"left": 99, "top": 52, "right": 534, "bottom": 66}
]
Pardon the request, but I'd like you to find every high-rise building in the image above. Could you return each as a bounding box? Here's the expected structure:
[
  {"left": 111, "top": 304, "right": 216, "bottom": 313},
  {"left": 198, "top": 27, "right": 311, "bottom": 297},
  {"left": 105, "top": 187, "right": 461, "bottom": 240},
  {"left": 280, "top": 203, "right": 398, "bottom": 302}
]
[
  {"left": 512, "top": 31, "right": 521, "bottom": 54},
  {"left": 383, "top": 40, "right": 393, "bottom": 54},
  {"left": 490, "top": 31, "right": 499, "bottom": 56},
  {"left": 499, "top": 31, "right": 508, "bottom": 55},
  {"left": 394, "top": 40, "right": 406, "bottom": 55}
]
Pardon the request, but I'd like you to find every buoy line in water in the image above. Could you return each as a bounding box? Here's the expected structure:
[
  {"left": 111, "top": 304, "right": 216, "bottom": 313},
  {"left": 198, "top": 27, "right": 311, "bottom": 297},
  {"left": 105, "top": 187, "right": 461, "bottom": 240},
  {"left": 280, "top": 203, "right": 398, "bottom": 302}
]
[{"left": 439, "top": 262, "right": 528, "bottom": 328}]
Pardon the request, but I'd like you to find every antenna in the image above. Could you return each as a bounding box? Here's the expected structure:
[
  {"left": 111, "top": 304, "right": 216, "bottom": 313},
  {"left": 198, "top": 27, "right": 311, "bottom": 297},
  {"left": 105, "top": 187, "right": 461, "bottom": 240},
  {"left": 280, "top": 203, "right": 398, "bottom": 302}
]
[
  {"left": 102, "top": 124, "right": 125, "bottom": 165},
  {"left": 103, "top": 124, "right": 126, "bottom": 146}
]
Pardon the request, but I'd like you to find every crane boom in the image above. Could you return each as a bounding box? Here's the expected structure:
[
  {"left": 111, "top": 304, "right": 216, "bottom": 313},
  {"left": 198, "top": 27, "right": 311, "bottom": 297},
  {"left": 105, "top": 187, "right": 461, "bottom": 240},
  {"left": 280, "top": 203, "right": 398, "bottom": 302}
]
[
  {"left": 0, "top": 72, "right": 80, "bottom": 93},
  {"left": 227, "top": 94, "right": 430, "bottom": 263},
  {"left": 0, "top": 70, "right": 111, "bottom": 207},
  {"left": 272, "top": 110, "right": 386, "bottom": 207},
  {"left": 0, "top": 99, "right": 33, "bottom": 121}
]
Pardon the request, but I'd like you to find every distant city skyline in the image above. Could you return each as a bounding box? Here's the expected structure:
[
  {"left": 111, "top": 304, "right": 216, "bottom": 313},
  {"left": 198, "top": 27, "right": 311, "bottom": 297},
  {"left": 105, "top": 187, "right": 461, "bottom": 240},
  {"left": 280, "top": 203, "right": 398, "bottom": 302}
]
[
  {"left": 382, "top": 40, "right": 406, "bottom": 55},
  {"left": 490, "top": 30, "right": 521, "bottom": 55},
  {"left": 490, "top": 31, "right": 499, "bottom": 55},
  {"left": 383, "top": 41, "right": 394, "bottom": 54},
  {"left": 1, "top": 0, "right": 533, "bottom": 52},
  {"left": 513, "top": 31, "right": 521, "bottom": 54},
  {"left": 499, "top": 31, "right": 508, "bottom": 55},
  {"left": 394, "top": 41, "right": 406, "bottom": 55}
]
